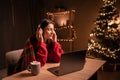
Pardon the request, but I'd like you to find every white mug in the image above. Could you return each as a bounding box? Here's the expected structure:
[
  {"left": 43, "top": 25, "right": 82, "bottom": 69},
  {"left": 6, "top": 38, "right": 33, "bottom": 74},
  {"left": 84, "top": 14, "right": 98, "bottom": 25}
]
[{"left": 27, "top": 61, "right": 41, "bottom": 76}]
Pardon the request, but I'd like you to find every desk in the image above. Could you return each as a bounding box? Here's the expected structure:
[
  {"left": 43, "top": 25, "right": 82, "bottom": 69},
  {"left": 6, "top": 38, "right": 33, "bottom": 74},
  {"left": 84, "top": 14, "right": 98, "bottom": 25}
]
[{"left": 2, "top": 58, "right": 105, "bottom": 80}]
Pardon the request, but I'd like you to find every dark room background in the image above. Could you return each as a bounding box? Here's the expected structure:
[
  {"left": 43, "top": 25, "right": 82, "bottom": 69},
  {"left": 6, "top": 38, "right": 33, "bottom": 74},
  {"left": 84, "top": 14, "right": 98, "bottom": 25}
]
[{"left": 0, "top": 0, "right": 120, "bottom": 69}]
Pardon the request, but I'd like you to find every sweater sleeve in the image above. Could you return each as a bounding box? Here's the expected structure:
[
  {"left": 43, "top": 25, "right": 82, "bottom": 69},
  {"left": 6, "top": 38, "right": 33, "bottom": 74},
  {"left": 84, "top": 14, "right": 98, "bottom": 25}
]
[
  {"left": 48, "top": 42, "right": 64, "bottom": 62},
  {"left": 35, "top": 42, "right": 48, "bottom": 67}
]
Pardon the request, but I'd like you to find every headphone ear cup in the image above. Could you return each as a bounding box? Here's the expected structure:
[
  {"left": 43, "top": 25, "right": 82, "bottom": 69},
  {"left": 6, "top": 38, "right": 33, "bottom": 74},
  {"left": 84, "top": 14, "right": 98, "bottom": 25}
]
[{"left": 38, "top": 24, "right": 41, "bottom": 28}]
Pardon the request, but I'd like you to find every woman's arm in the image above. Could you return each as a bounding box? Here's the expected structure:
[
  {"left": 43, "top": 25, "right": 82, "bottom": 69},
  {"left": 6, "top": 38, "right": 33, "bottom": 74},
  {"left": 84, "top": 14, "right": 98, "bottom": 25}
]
[
  {"left": 30, "top": 34, "right": 48, "bottom": 67},
  {"left": 48, "top": 42, "right": 64, "bottom": 62},
  {"left": 35, "top": 42, "right": 48, "bottom": 67}
]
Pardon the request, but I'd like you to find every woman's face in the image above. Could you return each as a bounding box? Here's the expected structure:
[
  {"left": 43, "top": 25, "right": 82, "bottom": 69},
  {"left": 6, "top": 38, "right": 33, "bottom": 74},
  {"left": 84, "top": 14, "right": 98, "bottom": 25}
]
[{"left": 43, "top": 23, "right": 55, "bottom": 40}]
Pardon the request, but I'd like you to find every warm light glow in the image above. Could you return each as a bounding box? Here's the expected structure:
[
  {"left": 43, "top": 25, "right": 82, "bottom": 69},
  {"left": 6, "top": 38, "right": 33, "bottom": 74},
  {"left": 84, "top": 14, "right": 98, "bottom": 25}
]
[
  {"left": 54, "top": 15, "right": 69, "bottom": 26},
  {"left": 47, "top": 10, "right": 75, "bottom": 26},
  {"left": 59, "top": 19, "right": 67, "bottom": 26},
  {"left": 115, "top": 17, "right": 120, "bottom": 24}
]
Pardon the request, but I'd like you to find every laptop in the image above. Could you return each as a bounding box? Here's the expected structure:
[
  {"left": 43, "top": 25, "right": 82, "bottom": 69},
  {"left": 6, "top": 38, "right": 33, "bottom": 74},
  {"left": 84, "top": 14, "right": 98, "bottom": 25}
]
[{"left": 47, "top": 50, "right": 86, "bottom": 76}]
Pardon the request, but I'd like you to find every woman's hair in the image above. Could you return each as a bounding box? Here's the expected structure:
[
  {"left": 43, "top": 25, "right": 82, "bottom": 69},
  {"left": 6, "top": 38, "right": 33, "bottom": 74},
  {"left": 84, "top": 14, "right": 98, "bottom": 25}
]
[
  {"left": 38, "top": 19, "right": 54, "bottom": 30},
  {"left": 38, "top": 19, "right": 54, "bottom": 48}
]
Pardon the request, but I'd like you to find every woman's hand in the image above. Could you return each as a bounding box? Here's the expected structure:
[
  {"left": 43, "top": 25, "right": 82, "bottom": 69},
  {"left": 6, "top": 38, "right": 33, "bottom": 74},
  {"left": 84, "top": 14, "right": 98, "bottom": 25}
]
[
  {"left": 52, "top": 30, "right": 57, "bottom": 42},
  {"left": 36, "top": 28, "right": 44, "bottom": 42}
]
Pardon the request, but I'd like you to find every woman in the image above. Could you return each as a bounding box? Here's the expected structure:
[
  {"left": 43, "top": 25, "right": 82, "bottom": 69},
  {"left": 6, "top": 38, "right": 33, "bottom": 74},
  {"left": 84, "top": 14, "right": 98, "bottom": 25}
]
[{"left": 15, "top": 19, "right": 64, "bottom": 73}]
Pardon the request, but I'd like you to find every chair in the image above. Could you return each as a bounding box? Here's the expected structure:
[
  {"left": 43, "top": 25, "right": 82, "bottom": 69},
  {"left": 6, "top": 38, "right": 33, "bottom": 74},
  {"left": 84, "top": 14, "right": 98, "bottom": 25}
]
[{"left": 6, "top": 49, "right": 23, "bottom": 75}]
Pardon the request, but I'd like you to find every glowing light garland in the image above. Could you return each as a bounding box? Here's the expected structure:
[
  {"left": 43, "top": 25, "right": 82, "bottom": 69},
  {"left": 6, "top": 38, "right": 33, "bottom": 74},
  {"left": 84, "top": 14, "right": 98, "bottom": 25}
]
[{"left": 56, "top": 25, "right": 77, "bottom": 42}]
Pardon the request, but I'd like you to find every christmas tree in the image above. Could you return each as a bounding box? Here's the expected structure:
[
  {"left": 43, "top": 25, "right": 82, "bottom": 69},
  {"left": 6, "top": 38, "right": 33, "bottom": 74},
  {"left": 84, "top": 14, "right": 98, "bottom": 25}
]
[{"left": 87, "top": 0, "right": 120, "bottom": 63}]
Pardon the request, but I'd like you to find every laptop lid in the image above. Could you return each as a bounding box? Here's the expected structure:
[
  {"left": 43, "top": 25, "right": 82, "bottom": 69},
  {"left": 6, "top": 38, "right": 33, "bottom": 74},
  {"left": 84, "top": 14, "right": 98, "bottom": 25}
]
[{"left": 47, "top": 50, "right": 86, "bottom": 76}]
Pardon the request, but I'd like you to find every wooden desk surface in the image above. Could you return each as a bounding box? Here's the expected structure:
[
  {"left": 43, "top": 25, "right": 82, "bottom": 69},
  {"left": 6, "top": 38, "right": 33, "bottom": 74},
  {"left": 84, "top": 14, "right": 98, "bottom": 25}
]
[{"left": 2, "top": 58, "right": 105, "bottom": 80}]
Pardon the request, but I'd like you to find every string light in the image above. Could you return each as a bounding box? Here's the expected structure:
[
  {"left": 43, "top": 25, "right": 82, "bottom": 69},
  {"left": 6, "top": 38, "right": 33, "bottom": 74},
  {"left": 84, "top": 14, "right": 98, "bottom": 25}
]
[{"left": 56, "top": 25, "right": 77, "bottom": 42}]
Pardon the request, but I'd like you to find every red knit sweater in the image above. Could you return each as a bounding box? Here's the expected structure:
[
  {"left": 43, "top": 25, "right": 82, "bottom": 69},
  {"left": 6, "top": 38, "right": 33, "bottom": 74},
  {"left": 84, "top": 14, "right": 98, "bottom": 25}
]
[
  {"left": 14, "top": 34, "right": 64, "bottom": 73},
  {"left": 32, "top": 41, "right": 64, "bottom": 67},
  {"left": 30, "top": 34, "right": 64, "bottom": 67}
]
